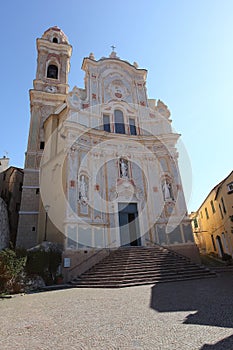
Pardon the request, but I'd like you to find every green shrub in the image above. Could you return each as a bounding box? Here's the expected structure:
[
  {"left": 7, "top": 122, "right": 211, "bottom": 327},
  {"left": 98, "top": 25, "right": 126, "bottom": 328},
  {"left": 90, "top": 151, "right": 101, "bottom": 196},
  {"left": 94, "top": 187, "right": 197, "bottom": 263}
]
[
  {"left": 0, "top": 245, "right": 62, "bottom": 292},
  {"left": 0, "top": 249, "right": 27, "bottom": 294},
  {"left": 26, "top": 247, "right": 62, "bottom": 285}
]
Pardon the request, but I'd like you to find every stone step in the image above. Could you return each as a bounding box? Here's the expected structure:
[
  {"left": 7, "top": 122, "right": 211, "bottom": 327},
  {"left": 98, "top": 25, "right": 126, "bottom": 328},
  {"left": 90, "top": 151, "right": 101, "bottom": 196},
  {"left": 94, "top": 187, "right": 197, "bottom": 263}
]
[
  {"left": 101, "top": 254, "right": 187, "bottom": 260},
  {"left": 98, "top": 251, "right": 190, "bottom": 260},
  {"left": 73, "top": 275, "right": 216, "bottom": 288},
  {"left": 92, "top": 260, "right": 194, "bottom": 268},
  {"left": 72, "top": 272, "right": 215, "bottom": 288},
  {"left": 92, "top": 262, "right": 198, "bottom": 270},
  {"left": 71, "top": 245, "right": 216, "bottom": 288},
  {"left": 74, "top": 271, "right": 213, "bottom": 284},
  {"left": 89, "top": 262, "right": 206, "bottom": 272},
  {"left": 83, "top": 268, "right": 209, "bottom": 278},
  {"left": 96, "top": 254, "right": 189, "bottom": 262}
]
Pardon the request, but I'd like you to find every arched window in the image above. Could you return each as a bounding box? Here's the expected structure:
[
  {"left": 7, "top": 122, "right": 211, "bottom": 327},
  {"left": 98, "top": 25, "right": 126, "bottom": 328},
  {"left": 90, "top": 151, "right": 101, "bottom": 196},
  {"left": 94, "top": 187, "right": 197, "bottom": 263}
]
[
  {"left": 114, "top": 110, "right": 125, "bottom": 134},
  {"left": 53, "top": 37, "right": 58, "bottom": 43},
  {"left": 47, "top": 64, "right": 58, "bottom": 79}
]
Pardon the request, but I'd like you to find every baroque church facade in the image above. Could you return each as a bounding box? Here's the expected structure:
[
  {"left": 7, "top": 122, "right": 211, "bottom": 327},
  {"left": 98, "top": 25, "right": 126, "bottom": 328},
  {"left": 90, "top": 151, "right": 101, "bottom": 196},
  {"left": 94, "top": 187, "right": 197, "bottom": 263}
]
[{"left": 16, "top": 27, "right": 199, "bottom": 269}]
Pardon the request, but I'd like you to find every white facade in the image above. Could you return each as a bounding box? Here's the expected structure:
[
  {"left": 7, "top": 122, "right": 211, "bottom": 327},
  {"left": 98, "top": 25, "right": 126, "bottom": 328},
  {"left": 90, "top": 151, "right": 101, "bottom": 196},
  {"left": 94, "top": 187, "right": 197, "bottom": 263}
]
[{"left": 18, "top": 27, "right": 197, "bottom": 260}]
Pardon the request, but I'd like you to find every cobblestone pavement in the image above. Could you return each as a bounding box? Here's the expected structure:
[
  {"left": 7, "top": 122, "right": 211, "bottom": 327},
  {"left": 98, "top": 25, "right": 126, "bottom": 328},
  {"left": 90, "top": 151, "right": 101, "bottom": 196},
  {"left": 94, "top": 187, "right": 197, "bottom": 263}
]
[{"left": 1, "top": 273, "right": 233, "bottom": 350}]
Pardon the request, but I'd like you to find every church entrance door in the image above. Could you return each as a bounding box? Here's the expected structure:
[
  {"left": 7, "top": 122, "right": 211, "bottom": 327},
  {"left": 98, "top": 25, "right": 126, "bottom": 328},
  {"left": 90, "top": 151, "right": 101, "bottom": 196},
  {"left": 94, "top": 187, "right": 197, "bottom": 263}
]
[{"left": 118, "top": 203, "right": 141, "bottom": 246}]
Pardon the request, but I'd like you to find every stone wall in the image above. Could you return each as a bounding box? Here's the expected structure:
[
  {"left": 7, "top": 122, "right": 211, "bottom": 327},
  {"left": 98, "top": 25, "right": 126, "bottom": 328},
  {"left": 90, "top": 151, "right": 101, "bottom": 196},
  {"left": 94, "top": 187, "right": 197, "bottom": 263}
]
[
  {"left": 0, "top": 198, "right": 10, "bottom": 250},
  {"left": 62, "top": 248, "right": 111, "bottom": 282},
  {"left": 166, "top": 243, "right": 201, "bottom": 264}
]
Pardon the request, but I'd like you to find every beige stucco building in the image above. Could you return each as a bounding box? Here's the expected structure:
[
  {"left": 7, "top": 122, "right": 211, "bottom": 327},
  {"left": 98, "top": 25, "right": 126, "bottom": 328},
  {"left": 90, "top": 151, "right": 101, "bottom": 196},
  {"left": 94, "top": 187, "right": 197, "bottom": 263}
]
[
  {"left": 191, "top": 171, "right": 233, "bottom": 259},
  {"left": 16, "top": 27, "right": 199, "bottom": 275},
  {"left": 0, "top": 156, "right": 10, "bottom": 173}
]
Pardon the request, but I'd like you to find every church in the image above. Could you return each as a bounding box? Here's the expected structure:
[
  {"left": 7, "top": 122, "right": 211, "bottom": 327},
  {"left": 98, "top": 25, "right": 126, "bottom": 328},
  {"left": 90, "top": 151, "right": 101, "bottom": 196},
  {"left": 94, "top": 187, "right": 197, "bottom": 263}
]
[{"left": 16, "top": 27, "right": 199, "bottom": 277}]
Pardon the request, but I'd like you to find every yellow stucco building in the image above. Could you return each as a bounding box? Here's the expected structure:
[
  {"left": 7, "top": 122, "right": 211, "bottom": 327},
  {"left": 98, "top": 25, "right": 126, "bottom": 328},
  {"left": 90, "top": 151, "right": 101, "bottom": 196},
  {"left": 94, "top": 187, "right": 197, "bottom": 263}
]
[{"left": 191, "top": 171, "right": 233, "bottom": 260}]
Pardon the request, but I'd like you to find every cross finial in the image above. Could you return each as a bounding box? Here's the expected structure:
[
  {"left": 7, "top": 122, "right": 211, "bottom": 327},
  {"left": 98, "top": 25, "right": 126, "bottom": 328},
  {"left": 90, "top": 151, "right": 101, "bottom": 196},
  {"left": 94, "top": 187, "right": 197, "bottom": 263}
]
[{"left": 111, "top": 45, "right": 116, "bottom": 52}]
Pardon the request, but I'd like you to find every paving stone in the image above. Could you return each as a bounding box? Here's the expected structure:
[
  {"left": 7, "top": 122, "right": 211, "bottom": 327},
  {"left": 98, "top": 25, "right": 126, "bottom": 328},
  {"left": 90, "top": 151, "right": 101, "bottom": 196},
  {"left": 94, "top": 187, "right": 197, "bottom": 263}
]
[{"left": 1, "top": 272, "right": 233, "bottom": 349}]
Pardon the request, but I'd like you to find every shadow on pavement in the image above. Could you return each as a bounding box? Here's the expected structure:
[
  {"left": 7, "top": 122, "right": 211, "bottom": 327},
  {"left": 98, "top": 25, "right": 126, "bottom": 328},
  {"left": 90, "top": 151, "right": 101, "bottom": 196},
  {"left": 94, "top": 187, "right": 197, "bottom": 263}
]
[
  {"left": 200, "top": 335, "right": 233, "bottom": 349},
  {"left": 150, "top": 273, "right": 233, "bottom": 328}
]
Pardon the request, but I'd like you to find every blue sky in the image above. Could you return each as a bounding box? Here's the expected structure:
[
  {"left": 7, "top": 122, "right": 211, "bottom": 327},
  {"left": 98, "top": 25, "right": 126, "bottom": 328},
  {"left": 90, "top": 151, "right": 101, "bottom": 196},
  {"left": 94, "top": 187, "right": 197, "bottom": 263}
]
[{"left": 1, "top": 0, "right": 233, "bottom": 212}]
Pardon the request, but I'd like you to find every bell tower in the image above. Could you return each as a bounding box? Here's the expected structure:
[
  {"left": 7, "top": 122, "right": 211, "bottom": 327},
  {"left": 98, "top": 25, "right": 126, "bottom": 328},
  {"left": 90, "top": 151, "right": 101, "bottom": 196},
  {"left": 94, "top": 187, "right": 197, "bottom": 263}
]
[
  {"left": 33, "top": 26, "right": 72, "bottom": 95},
  {"left": 16, "top": 27, "right": 72, "bottom": 248}
]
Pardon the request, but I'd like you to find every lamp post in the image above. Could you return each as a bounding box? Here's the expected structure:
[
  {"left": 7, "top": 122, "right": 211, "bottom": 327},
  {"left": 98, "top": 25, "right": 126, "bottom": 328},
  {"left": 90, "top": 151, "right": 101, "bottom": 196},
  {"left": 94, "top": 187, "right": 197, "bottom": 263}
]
[{"left": 44, "top": 205, "right": 50, "bottom": 241}]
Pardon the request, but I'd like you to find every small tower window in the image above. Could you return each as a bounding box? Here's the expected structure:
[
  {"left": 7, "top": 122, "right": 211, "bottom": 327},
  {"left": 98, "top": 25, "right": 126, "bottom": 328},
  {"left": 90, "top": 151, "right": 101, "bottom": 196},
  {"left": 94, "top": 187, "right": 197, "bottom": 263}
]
[
  {"left": 53, "top": 37, "right": 58, "bottom": 43},
  {"left": 47, "top": 64, "right": 58, "bottom": 79}
]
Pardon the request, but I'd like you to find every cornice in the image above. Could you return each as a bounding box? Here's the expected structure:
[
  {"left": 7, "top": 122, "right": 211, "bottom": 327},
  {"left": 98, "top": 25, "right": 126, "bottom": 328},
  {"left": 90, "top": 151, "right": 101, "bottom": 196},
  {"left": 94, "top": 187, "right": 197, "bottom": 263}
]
[
  {"left": 37, "top": 38, "right": 72, "bottom": 57},
  {"left": 82, "top": 57, "right": 147, "bottom": 79}
]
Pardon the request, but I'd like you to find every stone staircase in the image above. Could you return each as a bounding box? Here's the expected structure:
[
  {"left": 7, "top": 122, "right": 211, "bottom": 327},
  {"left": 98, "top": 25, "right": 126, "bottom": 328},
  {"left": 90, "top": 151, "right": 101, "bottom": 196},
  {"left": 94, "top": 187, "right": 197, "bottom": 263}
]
[{"left": 70, "top": 245, "right": 216, "bottom": 288}]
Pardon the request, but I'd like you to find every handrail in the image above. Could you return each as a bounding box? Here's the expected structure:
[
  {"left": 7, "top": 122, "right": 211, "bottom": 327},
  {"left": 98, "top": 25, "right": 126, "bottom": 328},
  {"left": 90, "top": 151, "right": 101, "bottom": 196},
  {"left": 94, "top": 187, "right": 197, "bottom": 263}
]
[
  {"left": 68, "top": 240, "right": 118, "bottom": 274},
  {"left": 68, "top": 248, "right": 108, "bottom": 273}
]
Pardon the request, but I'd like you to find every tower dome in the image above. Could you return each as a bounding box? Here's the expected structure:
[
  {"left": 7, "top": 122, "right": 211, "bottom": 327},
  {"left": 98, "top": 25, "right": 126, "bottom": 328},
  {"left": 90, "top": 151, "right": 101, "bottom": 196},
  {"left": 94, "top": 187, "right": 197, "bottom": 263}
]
[{"left": 41, "top": 26, "right": 69, "bottom": 44}]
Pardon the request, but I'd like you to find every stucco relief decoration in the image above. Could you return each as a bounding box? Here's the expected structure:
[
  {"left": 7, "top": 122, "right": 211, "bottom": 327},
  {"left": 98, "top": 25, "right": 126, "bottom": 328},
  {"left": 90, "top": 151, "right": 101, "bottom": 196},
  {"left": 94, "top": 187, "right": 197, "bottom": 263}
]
[
  {"left": 108, "top": 80, "right": 128, "bottom": 100},
  {"left": 165, "top": 201, "right": 175, "bottom": 216},
  {"left": 109, "top": 181, "right": 136, "bottom": 202},
  {"left": 109, "top": 187, "right": 118, "bottom": 201},
  {"left": 70, "top": 146, "right": 76, "bottom": 161},
  {"left": 137, "top": 81, "right": 145, "bottom": 88},
  {"left": 156, "top": 100, "right": 171, "bottom": 119},
  {"left": 135, "top": 187, "right": 144, "bottom": 201},
  {"left": 45, "top": 85, "right": 57, "bottom": 93},
  {"left": 118, "top": 181, "right": 135, "bottom": 200},
  {"left": 67, "top": 86, "right": 81, "bottom": 110}
]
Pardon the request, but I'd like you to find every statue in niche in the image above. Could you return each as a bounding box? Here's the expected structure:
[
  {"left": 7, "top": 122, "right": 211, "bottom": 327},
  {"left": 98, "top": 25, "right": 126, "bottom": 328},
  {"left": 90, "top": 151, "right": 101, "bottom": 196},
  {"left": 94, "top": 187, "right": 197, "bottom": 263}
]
[
  {"left": 120, "top": 159, "right": 128, "bottom": 179},
  {"left": 162, "top": 180, "right": 173, "bottom": 201},
  {"left": 79, "top": 175, "right": 88, "bottom": 203}
]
